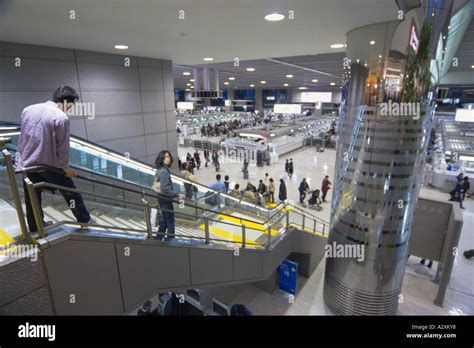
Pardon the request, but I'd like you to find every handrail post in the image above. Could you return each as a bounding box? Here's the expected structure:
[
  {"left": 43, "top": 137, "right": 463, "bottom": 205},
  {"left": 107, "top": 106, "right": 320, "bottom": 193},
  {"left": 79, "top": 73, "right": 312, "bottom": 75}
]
[
  {"left": 205, "top": 218, "right": 210, "bottom": 244},
  {"left": 302, "top": 214, "right": 305, "bottom": 230},
  {"left": 313, "top": 219, "right": 316, "bottom": 234},
  {"left": 1, "top": 147, "right": 32, "bottom": 243},
  {"left": 323, "top": 224, "right": 326, "bottom": 236},
  {"left": 286, "top": 210, "right": 290, "bottom": 228},
  {"left": 267, "top": 223, "right": 272, "bottom": 250},
  {"left": 24, "top": 178, "right": 45, "bottom": 238},
  {"left": 242, "top": 225, "right": 246, "bottom": 249},
  {"left": 144, "top": 203, "right": 153, "bottom": 239}
]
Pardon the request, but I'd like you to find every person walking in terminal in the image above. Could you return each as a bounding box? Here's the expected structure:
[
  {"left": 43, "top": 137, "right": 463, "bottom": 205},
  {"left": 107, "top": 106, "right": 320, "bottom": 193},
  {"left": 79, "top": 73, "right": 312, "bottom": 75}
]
[
  {"left": 210, "top": 174, "right": 226, "bottom": 193},
  {"left": 279, "top": 178, "right": 287, "bottom": 202},
  {"left": 299, "top": 178, "right": 309, "bottom": 204},
  {"left": 193, "top": 150, "right": 201, "bottom": 170},
  {"left": 288, "top": 159, "right": 294, "bottom": 179},
  {"left": 224, "top": 175, "right": 230, "bottom": 193},
  {"left": 285, "top": 159, "right": 289, "bottom": 175},
  {"left": 321, "top": 175, "right": 332, "bottom": 202},
  {"left": 153, "top": 150, "right": 185, "bottom": 241},
  {"left": 462, "top": 176, "right": 470, "bottom": 200},
  {"left": 268, "top": 178, "right": 275, "bottom": 204},
  {"left": 16, "top": 85, "right": 94, "bottom": 232}
]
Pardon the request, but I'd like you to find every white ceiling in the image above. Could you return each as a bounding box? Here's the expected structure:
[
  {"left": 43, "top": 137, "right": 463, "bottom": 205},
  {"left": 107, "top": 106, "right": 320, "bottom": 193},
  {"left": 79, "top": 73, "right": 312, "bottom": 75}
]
[{"left": 0, "top": 0, "right": 400, "bottom": 65}]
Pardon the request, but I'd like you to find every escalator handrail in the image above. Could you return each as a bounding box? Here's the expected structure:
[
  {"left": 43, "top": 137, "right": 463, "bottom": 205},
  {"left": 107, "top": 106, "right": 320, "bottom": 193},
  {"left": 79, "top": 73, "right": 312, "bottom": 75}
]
[
  {"left": 3, "top": 129, "right": 329, "bottom": 229},
  {"left": 14, "top": 164, "right": 279, "bottom": 228}
]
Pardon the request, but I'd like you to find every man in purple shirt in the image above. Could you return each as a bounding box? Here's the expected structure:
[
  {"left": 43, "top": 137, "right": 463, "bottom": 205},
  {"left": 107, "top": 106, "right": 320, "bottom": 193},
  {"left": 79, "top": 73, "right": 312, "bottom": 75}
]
[{"left": 16, "top": 86, "right": 92, "bottom": 232}]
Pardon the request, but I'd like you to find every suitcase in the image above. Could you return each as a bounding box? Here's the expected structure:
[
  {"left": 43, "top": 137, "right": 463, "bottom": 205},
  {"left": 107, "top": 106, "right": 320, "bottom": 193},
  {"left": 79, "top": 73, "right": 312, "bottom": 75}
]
[{"left": 243, "top": 170, "right": 249, "bottom": 179}]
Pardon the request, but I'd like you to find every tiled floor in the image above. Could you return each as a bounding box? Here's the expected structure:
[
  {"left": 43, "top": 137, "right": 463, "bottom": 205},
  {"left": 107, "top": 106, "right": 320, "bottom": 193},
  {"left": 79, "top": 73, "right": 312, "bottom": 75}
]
[{"left": 178, "top": 145, "right": 474, "bottom": 315}]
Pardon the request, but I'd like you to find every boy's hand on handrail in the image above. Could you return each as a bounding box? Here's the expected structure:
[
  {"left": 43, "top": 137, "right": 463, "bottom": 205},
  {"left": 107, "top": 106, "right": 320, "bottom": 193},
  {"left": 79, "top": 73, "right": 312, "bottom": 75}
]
[{"left": 63, "top": 167, "right": 77, "bottom": 177}]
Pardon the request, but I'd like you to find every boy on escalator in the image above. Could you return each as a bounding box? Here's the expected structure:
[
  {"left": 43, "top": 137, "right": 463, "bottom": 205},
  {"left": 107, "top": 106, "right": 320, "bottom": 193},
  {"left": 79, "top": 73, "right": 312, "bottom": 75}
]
[{"left": 16, "top": 86, "right": 94, "bottom": 232}]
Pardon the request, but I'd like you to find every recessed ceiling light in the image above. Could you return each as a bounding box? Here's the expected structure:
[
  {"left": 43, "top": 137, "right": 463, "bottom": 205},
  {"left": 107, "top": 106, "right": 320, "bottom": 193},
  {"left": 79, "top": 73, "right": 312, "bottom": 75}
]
[
  {"left": 471, "top": 65, "right": 474, "bottom": 69},
  {"left": 190, "top": 86, "right": 194, "bottom": 88},
  {"left": 260, "top": 81, "right": 266, "bottom": 84},
  {"left": 203, "top": 57, "right": 214, "bottom": 61},
  {"left": 250, "top": 84, "right": 255, "bottom": 87},
  {"left": 330, "top": 82, "right": 336, "bottom": 86},
  {"left": 186, "top": 83, "right": 191, "bottom": 86},
  {"left": 283, "top": 83, "right": 289, "bottom": 87},
  {"left": 265, "top": 13, "right": 285, "bottom": 21},
  {"left": 229, "top": 77, "right": 235, "bottom": 80},
  {"left": 246, "top": 67, "right": 255, "bottom": 72},
  {"left": 369, "top": 40, "right": 375, "bottom": 45},
  {"left": 378, "top": 55, "right": 382, "bottom": 58},
  {"left": 114, "top": 44, "right": 128, "bottom": 50},
  {"left": 286, "top": 74, "right": 293, "bottom": 78},
  {"left": 234, "top": 86, "right": 237, "bottom": 89},
  {"left": 183, "top": 72, "right": 191, "bottom": 76},
  {"left": 190, "top": 79, "right": 195, "bottom": 82},
  {"left": 298, "top": 87, "right": 307, "bottom": 90},
  {"left": 185, "top": 89, "right": 190, "bottom": 91},
  {"left": 330, "top": 44, "right": 345, "bottom": 49},
  {"left": 312, "top": 79, "right": 318, "bottom": 83},
  {"left": 224, "top": 82, "right": 229, "bottom": 85}
]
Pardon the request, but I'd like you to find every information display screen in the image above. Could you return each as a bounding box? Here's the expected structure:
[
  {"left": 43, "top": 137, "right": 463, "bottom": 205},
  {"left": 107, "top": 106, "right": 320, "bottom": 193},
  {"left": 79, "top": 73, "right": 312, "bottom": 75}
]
[
  {"left": 177, "top": 102, "right": 194, "bottom": 110},
  {"left": 455, "top": 108, "right": 474, "bottom": 122},
  {"left": 274, "top": 104, "right": 302, "bottom": 114},
  {"left": 300, "top": 92, "right": 332, "bottom": 103}
]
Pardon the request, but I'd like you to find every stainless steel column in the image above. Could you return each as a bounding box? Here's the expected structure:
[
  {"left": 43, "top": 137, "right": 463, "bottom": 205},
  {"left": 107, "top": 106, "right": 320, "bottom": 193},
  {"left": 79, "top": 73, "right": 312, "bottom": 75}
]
[{"left": 323, "top": 1, "right": 453, "bottom": 315}]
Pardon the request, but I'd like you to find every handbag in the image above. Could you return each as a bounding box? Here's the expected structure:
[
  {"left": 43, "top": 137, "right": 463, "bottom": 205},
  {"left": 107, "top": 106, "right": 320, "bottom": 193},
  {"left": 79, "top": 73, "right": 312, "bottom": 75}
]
[{"left": 152, "top": 181, "right": 161, "bottom": 194}]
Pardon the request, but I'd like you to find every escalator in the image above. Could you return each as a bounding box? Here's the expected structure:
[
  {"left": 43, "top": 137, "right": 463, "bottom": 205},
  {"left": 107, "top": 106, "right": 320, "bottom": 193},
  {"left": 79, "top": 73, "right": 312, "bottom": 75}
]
[{"left": 0, "top": 123, "right": 329, "bottom": 315}]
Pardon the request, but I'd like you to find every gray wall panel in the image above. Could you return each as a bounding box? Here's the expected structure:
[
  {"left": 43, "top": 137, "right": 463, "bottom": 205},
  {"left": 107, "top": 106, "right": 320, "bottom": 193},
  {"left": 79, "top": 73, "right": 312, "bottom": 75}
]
[
  {"left": 262, "top": 232, "right": 295, "bottom": 276},
  {"left": 0, "top": 91, "right": 54, "bottom": 121},
  {"left": 145, "top": 134, "right": 170, "bottom": 155},
  {"left": 77, "top": 63, "right": 140, "bottom": 90},
  {"left": 85, "top": 114, "right": 144, "bottom": 142},
  {"left": 0, "top": 58, "right": 79, "bottom": 90},
  {"left": 233, "top": 251, "right": 263, "bottom": 280},
  {"left": 190, "top": 249, "right": 233, "bottom": 285},
  {"left": 139, "top": 68, "right": 164, "bottom": 91},
  {"left": 167, "top": 131, "right": 178, "bottom": 151},
  {"left": 143, "top": 112, "right": 167, "bottom": 134},
  {"left": 0, "top": 41, "right": 174, "bottom": 163},
  {"left": 162, "top": 71, "right": 174, "bottom": 92},
  {"left": 80, "top": 91, "right": 142, "bottom": 116},
  {"left": 75, "top": 50, "right": 138, "bottom": 66},
  {"left": 137, "top": 57, "right": 162, "bottom": 69},
  {"left": 42, "top": 240, "right": 124, "bottom": 315},
  {"left": 116, "top": 243, "right": 191, "bottom": 311},
  {"left": 141, "top": 92, "right": 165, "bottom": 113},
  {"left": 98, "top": 136, "right": 147, "bottom": 159},
  {"left": 68, "top": 118, "right": 88, "bottom": 139},
  {"left": 0, "top": 41, "right": 75, "bottom": 61},
  {"left": 162, "top": 60, "right": 172, "bottom": 71},
  {"left": 163, "top": 90, "right": 175, "bottom": 111}
]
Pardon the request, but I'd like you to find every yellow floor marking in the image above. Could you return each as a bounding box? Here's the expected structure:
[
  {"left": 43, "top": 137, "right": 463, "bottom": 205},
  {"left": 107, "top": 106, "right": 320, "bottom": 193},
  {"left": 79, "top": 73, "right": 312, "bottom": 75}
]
[
  {"left": 198, "top": 224, "right": 260, "bottom": 246},
  {"left": 217, "top": 214, "right": 282, "bottom": 235},
  {"left": 0, "top": 227, "right": 15, "bottom": 248}
]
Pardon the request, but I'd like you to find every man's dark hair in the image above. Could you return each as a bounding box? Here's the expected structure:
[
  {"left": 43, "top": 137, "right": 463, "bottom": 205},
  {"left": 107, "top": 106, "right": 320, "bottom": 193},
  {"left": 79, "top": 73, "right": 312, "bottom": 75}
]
[
  {"left": 225, "top": 175, "right": 229, "bottom": 181},
  {"left": 155, "top": 150, "right": 173, "bottom": 168},
  {"left": 216, "top": 174, "right": 221, "bottom": 181},
  {"left": 269, "top": 178, "right": 274, "bottom": 182},
  {"left": 235, "top": 184, "right": 240, "bottom": 190},
  {"left": 464, "top": 176, "right": 469, "bottom": 181},
  {"left": 52, "top": 86, "right": 79, "bottom": 104},
  {"left": 325, "top": 175, "right": 329, "bottom": 178}
]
